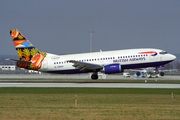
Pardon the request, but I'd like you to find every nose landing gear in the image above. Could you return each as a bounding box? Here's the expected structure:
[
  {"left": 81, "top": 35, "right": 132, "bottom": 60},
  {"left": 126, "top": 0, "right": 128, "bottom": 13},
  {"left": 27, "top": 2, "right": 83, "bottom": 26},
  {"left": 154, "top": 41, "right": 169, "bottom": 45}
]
[{"left": 155, "top": 67, "right": 165, "bottom": 77}]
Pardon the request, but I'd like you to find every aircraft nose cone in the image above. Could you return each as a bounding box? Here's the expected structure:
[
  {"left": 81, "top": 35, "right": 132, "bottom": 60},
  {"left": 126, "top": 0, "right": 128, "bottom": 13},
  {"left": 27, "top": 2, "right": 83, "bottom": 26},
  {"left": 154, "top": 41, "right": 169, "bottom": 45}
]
[{"left": 171, "top": 54, "right": 176, "bottom": 60}]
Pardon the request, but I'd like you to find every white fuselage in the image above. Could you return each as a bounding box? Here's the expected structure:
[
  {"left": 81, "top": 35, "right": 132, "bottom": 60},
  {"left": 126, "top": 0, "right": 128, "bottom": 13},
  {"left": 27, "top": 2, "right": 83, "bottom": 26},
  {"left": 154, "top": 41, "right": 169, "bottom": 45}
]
[{"left": 39, "top": 48, "right": 176, "bottom": 74}]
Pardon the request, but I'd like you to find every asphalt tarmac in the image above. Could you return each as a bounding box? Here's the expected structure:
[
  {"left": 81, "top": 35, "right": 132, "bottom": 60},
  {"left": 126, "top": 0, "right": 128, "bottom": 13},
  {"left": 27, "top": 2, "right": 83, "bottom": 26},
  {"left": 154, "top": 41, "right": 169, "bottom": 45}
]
[
  {"left": 0, "top": 82, "right": 180, "bottom": 88},
  {"left": 0, "top": 74, "right": 179, "bottom": 88},
  {"left": 0, "top": 74, "right": 179, "bottom": 80}
]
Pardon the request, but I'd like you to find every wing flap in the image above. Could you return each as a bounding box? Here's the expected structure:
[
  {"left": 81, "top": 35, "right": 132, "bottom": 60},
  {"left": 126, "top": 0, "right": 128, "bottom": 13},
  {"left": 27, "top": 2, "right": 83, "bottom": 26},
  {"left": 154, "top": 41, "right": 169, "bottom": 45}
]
[{"left": 68, "top": 60, "right": 103, "bottom": 71}]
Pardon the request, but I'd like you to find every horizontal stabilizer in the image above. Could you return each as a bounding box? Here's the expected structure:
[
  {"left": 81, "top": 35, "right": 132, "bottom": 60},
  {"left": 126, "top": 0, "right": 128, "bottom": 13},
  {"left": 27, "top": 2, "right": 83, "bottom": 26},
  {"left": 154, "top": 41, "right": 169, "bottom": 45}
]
[{"left": 6, "top": 59, "right": 32, "bottom": 63}]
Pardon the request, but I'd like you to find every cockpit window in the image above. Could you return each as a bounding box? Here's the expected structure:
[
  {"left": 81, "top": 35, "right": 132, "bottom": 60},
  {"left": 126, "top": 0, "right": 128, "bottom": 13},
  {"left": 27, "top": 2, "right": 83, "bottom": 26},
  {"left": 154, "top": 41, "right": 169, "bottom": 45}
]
[{"left": 159, "top": 51, "right": 168, "bottom": 54}]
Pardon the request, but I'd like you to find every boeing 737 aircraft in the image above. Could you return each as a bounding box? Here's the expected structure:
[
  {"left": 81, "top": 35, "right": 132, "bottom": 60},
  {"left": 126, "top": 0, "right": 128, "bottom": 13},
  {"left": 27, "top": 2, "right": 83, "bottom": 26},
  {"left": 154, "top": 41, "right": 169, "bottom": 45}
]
[{"left": 8, "top": 29, "right": 176, "bottom": 80}]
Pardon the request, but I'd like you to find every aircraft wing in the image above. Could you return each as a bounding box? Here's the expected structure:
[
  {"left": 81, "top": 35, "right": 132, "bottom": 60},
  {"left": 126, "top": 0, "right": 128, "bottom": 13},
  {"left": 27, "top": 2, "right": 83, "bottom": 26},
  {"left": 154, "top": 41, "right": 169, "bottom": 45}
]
[{"left": 68, "top": 60, "right": 103, "bottom": 71}]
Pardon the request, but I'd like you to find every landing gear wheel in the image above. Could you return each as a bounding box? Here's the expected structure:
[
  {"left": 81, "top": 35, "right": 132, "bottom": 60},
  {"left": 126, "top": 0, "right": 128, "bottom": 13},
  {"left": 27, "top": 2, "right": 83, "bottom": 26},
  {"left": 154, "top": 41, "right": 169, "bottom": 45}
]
[
  {"left": 136, "top": 71, "right": 140, "bottom": 76},
  {"left": 91, "top": 74, "right": 98, "bottom": 80},
  {"left": 160, "top": 72, "right": 164, "bottom": 76}
]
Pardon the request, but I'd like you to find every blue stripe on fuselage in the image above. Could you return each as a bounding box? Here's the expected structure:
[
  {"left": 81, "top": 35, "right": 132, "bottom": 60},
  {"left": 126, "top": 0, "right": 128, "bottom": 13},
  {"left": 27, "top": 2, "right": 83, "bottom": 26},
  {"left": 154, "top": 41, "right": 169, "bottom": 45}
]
[{"left": 121, "top": 60, "right": 172, "bottom": 70}]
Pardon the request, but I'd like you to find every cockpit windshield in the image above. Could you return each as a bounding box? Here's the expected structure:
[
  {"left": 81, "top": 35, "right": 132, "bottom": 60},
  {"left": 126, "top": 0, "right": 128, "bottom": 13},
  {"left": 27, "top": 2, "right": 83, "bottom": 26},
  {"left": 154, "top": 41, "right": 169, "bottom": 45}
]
[{"left": 159, "top": 51, "right": 168, "bottom": 54}]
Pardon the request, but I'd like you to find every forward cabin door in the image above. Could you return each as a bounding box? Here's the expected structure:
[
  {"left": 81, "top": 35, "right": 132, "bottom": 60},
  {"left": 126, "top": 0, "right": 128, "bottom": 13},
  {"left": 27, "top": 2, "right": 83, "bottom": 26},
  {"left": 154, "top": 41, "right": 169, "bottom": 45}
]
[{"left": 149, "top": 54, "right": 154, "bottom": 60}]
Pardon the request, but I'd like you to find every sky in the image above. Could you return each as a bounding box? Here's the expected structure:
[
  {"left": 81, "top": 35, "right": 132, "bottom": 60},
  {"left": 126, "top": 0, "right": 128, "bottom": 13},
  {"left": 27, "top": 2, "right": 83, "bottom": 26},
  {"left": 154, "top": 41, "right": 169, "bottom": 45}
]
[{"left": 1, "top": 0, "right": 180, "bottom": 56}]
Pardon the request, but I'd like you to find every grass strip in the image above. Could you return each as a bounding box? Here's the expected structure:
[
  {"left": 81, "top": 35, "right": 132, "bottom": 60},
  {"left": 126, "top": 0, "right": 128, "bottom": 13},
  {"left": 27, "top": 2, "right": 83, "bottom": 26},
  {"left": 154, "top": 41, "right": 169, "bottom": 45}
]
[
  {"left": 0, "top": 87, "right": 179, "bottom": 94},
  {"left": 0, "top": 88, "right": 180, "bottom": 119}
]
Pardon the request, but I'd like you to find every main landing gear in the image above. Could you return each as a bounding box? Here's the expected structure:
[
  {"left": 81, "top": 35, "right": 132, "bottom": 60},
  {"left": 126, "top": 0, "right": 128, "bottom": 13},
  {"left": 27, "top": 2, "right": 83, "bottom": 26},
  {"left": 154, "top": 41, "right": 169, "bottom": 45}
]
[{"left": 91, "top": 73, "right": 98, "bottom": 80}]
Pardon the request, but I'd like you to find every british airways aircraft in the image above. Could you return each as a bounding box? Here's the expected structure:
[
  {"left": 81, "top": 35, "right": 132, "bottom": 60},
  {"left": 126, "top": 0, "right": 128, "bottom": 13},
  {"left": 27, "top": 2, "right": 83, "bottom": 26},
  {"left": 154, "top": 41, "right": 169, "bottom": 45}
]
[{"left": 8, "top": 29, "right": 176, "bottom": 80}]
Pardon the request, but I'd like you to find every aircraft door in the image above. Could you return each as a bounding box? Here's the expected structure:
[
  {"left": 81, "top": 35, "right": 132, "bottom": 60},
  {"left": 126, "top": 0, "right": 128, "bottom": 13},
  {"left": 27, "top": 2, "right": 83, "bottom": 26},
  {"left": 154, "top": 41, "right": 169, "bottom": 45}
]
[{"left": 149, "top": 54, "right": 154, "bottom": 60}]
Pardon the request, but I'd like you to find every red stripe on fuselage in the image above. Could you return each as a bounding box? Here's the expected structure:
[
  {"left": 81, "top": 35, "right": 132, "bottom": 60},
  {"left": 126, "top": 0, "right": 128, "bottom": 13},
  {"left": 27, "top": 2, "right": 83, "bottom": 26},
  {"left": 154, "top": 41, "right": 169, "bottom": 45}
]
[{"left": 138, "top": 51, "right": 157, "bottom": 54}]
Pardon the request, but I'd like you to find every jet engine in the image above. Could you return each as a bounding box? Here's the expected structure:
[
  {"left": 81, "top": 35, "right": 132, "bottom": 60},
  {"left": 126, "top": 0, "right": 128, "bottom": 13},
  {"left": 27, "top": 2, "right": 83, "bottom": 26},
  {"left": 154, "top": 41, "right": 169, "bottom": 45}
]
[{"left": 103, "top": 63, "right": 121, "bottom": 74}]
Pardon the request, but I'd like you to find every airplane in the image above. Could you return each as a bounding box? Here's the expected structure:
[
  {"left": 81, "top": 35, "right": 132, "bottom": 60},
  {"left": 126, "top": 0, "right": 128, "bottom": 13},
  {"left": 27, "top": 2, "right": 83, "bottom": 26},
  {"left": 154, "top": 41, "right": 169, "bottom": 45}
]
[{"left": 7, "top": 29, "right": 176, "bottom": 80}]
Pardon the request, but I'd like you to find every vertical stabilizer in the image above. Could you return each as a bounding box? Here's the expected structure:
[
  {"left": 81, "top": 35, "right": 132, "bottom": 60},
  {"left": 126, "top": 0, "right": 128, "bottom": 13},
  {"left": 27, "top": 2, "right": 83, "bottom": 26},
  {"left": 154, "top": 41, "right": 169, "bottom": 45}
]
[{"left": 9, "top": 29, "right": 47, "bottom": 70}]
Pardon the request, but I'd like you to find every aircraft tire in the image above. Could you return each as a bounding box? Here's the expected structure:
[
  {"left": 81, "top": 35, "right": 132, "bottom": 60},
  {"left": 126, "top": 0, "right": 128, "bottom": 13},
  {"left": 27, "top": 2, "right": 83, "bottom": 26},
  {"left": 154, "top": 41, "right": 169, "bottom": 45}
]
[
  {"left": 91, "top": 74, "right": 98, "bottom": 80},
  {"left": 136, "top": 71, "right": 141, "bottom": 76},
  {"left": 160, "top": 72, "right": 165, "bottom": 76}
]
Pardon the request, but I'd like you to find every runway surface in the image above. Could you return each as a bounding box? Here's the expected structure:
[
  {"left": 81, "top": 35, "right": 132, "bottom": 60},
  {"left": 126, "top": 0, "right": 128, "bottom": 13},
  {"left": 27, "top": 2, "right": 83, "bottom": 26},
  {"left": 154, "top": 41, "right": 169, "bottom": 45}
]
[
  {"left": 0, "top": 74, "right": 180, "bottom": 80},
  {"left": 0, "top": 74, "right": 180, "bottom": 88},
  {"left": 0, "top": 83, "right": 180, "bottom": 88}
]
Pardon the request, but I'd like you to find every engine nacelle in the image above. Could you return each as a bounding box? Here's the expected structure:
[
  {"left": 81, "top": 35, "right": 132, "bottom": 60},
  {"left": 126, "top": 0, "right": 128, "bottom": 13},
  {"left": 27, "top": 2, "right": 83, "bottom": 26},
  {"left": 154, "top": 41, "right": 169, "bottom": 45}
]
[{"left": 103, "top": 63, "right": 121, "bottom": 74}]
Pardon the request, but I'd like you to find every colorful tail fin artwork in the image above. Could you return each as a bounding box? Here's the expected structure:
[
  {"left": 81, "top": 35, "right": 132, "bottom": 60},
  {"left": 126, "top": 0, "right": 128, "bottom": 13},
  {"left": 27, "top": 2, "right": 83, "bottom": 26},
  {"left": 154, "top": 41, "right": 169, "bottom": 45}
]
[{"left": 9, "top": 29, "right": 47, "bottom": 70}]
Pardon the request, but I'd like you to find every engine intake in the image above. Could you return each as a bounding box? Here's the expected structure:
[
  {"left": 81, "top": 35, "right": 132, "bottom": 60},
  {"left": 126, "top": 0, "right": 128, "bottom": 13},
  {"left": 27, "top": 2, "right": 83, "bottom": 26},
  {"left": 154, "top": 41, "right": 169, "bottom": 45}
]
[{"left": 103, "top": 63, "right": 121, "bottom": 74}]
